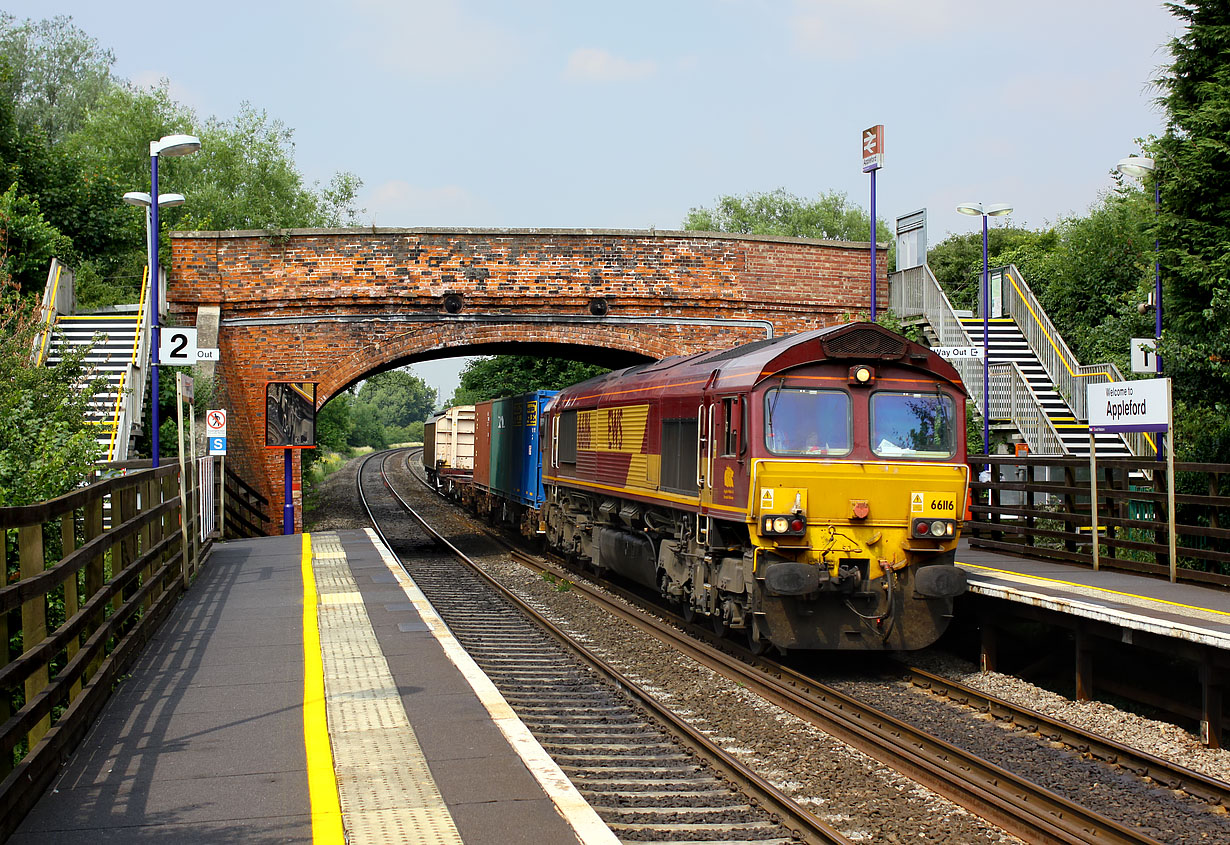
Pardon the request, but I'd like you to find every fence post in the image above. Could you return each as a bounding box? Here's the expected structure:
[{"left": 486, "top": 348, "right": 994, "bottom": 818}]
[
  {"left": 19, "top": 524, "right": 50, "bottom": 747},
  {"left": 60, "top": 511, "right": 82, "bottom": 701}
]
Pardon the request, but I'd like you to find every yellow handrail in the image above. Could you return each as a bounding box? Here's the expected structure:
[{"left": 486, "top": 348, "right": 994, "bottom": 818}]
[
  {"left": 105, "top": 370, "right": 128, "bottom": 461},
  {"left": 35, "top": 264, "right": 63, "bottom": 366},
  {"left": 130, "top": 265, "right": 149, "bottom": 368},
  {"left": 1006, "top": 269, "right": 1157, "bottom": 455}
]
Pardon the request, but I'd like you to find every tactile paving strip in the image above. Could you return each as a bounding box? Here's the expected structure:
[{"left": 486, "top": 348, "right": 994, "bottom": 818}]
[{"left": 311, "top": 532, "right": 463, "bottom": 844}]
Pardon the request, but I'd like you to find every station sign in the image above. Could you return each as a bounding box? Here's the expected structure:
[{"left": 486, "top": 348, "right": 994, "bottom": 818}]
[
  {"left": 933, "top": 346, "right": 985, "bottom": 360},
  {"left": 862, "top": 124, "right": 884, "bottom": 172},
  {"left": 1088, "top": 378, "right": 1170, "bottom": 433},
  {"left": 159, "top": 327, "right": 220, "bottom": 364},
  {"left": 208, "top": 437, "right": 227, "bottom": 455}
]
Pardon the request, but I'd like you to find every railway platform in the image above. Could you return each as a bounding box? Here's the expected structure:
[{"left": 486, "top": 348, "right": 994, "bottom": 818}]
[{"left": 10, "top": 529, "right": 615, "bottom": 845}]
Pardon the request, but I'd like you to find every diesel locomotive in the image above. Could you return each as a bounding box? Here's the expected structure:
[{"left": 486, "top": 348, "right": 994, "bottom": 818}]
[{"left": 431, "top": 322, "right": 970, "bottom": 652}]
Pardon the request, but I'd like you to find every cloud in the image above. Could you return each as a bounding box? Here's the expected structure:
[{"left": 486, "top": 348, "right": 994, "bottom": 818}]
[
  {"left": 790, "top": 0, "right": 975, "bottom": 58},
  {"left": 346, "top": 0, "right": 525, "bottom": 78},
  {"left": 564, "top": 48, "right": 657, "bottom": 82},
  {"left": 364, "top": 180, "right": 493, "bottom": 227}
]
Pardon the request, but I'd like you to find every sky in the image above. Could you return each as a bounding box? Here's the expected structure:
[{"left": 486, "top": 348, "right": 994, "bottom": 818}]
[{"left": 7, "top": 0, "right": 1180, "bottom": 403}]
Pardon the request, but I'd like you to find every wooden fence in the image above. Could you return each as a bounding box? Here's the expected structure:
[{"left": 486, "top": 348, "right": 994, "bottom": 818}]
[
  {"left": 0, "top": 457, "right": 268, "bottom": 840},
  {"left": 969, "top": 454, "right": 1230, "bottom": 587}
]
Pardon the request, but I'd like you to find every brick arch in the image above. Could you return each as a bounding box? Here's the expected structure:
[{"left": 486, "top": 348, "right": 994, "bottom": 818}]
[{"left": 169, "top": 227, "right": 882, "bottom": 531}]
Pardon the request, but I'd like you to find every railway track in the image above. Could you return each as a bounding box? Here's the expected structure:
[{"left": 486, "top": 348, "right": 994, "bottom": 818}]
[
  {"left": 384, "top": 448, "right": 1228, "bottom": 843},
  {"left": 359, "top": 450, "right": 851, "bottom": 845}
]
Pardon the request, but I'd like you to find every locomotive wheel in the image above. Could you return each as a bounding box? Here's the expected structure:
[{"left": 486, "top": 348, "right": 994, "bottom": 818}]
[
  {"left": 711, "top": 614, "right": 728, "bottom": 638},
  {"left": 680, "top": 599, "right": 696, "bottom": 624}
]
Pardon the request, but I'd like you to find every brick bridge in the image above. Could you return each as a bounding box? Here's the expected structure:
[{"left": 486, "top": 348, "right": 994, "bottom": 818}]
[{"left": 168, "top": 227, "right": 883, "bottom": 531}]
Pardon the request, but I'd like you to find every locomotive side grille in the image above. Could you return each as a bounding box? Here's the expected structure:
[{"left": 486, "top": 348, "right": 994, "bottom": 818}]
[{"left": 823, "top": 328, "right": 907, "bottom": 358}]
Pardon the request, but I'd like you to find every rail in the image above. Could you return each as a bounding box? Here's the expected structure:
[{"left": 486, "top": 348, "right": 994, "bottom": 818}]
[
  {"left": 890, "top": 265, "right": 1071, "bottom": 456},
  {"left": 968, "top": 454, "right": 1230, "bottom": 586},
  {"left": 0, "top": 457, "right": 233, "bottom": 839}
]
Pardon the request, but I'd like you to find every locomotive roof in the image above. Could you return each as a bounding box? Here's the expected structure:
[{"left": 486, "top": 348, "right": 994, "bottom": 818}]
[{"left": 551, "top": 322, "right": 965, "bottom": 408}]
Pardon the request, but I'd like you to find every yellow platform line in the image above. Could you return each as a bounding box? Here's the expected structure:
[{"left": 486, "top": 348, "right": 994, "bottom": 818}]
[
  {"left": 301, "top": 533, "right": 345, "bottom": 843},
  {"left": 958, "top": 560, "right": 1230, "bottom": 619}
]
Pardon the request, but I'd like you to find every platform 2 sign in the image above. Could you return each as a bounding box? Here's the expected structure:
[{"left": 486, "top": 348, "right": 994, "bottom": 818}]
[{"left": 265, "top": 382, "right": 317, "bottom": 448}]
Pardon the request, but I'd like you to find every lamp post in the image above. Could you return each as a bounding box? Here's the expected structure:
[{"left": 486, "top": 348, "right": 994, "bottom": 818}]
[
  {"left": 1116, "top": 156, "right": 1161, "bottom": 363},
  {"left": 956, "top": 201, "right": 1013, "bottom": 461},
  {"left": 122, "top": 191, "right": 186, "bottom": 276},
  {"left": 144, "top": 134, "right": 201, "bottom": 468},
  {"left": 1116, "top": 155, "right": 1163, "bottom": 461}
]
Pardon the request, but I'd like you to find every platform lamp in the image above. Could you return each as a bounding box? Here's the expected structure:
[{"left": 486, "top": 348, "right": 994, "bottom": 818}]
[
  {"left": 143, "top": 134, "right": 201, "bottom": 468},
  {"left": 956, "top": 201, "right": 1013, "bottom": 464}
]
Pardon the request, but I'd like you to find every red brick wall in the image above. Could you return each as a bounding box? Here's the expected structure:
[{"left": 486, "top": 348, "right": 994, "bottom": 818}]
[{"left": 169, "top": 227, "right": 887, "bottom": 532}]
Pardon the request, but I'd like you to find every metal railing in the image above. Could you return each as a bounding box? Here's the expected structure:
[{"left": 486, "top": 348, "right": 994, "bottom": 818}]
[
  {"left": 996, "top": 266, "right": 1153, "bottom": 457},
  {"left": 890, "top": 265, "right": 1068, "bottom": 456},
  {"left": 31, "top": 260, "right": 75, "bottom": 366},
  {"left": 988, "top": 362, "right": 1067, "bottom": 455},
  {"left": 101, "top": 268, "right": 153, "bottom": 462}
]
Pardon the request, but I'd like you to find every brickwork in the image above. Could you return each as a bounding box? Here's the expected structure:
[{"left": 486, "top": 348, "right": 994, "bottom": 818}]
[{"left": 169, "top": 227, "right": 885, "bottom": 532}]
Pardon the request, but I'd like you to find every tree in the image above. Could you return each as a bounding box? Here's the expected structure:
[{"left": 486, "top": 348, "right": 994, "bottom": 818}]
[
  {"left": 0, "top": 13, "right": 115, "bottom": 145},
  {"left": 1152, "top": 0, "right": 1230, "bottom": 414},
  {"left": 0, "top": 282, "right": 103, "bottom": 506},
  {"left": 355, "top": 369, "right": 436, "bottom": 431},
  {"left": 926, "top": 226, "right": 1057, "bottom": 313},
  {"left": 449, "top": 356, "right": 609, "bottom": 406},
  {"left": 683, "top": 188, "right": 890, "bottom": 244}
]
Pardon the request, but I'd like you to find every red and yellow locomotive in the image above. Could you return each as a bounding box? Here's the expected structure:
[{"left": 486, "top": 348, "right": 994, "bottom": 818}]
[{"left": 540, "top": 322, "right": 969, "bottom": 651}]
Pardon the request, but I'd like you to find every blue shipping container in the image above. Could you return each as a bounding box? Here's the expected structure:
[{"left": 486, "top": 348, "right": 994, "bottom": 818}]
[{"left": 489, "top": 390, "right": 556, "bottom": 508}]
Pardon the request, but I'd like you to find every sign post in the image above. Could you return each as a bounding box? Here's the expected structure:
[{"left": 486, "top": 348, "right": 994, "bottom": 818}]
[
  {"left": 265, "top": 382, "right": 317, "bottom": 535},
  {"left": 206, "top": 410, "right": 227, "bottom": 537},
  {"left": 1088, "top": 379, "right": 1176, "bottom": 579},
  {"left": 862, "top": 124, "right": 884, "bottom": 321}
]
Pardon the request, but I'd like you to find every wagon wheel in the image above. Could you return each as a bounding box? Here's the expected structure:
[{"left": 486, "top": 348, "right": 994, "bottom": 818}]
[{"left": 711, "top": 613, "right": 729, "bottom": 638}]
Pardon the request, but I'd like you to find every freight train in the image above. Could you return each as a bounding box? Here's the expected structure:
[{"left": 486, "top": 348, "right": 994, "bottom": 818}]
[{"left": 424, "top": 322, "right": 969, "bottom": 652}]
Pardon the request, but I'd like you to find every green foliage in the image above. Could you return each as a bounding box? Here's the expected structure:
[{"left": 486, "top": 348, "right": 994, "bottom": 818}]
[
  {"left": 683, "top": 187, "right": 890, "bottom": 244},
  {"left": 356, "top": 369, "right": 436, "bottom": 431},
  {"left": 1152, "top": 0, "right": 1230, "bottom": 408},
  {"left": 0, "top": 286, "right": 103, "bottom": 505},
  {"left": 926, "top": 226, "right": 1058, "bottom": 312},
  {"left": 348, "top": 402, "right": 387, "bottom": 450},
  {"left": 450, "top": 356, "right": 610, "bottom": 406},
  {"left": 0, "top": 13, "right": 115, "bottom": 144},
  {"left": 315, "top": 391, "right": 354, "bottom": 455}
]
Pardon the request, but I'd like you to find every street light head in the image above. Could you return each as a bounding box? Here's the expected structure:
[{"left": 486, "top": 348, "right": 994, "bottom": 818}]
[
  {"left": 956, "top": 202, "right": 984, "bottom": 216},
  {"left": 152, "top": 133, "right": 202, "bottom": 157},
  {"left": 123, "top": 191, "right": 186, "bottom": 208},
  {"left": 1116, "top": 156, "right": 1155, "bottom": 178},
  {"left": 985, "top": 203, "right": 1013, "bottom": 217}
]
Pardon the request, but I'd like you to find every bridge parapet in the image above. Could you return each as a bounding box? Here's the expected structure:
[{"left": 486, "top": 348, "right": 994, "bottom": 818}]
[{"left": 169, "top": 227, "right": 885, "bottom": 532}]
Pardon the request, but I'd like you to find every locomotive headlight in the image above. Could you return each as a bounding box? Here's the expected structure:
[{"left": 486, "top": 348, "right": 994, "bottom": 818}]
[
  {"left": 848, "top": 365, "right": 876, "bottom": 386},
  {"left": 773, "top": 517, "right": 790, "bottom": 533},
  {"left": 929, "top": 520, "right": 946, "bottom": 537}
]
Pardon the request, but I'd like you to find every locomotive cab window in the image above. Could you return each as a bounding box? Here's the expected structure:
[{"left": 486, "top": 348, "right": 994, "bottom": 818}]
[
  {"left": 764, "top": 388, "right": 851, "bottom": 456},
  {"left": 870, "top": 391, "right": 957, "bottom": 459},
  {"left": 720, "top": 397, "right": 738, "bottom": 457}
]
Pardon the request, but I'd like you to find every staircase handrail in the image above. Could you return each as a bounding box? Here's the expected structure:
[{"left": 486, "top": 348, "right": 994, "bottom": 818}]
[
  {"left": 997, "top": 264, "right": 1154, "bottom": 457},
  {"left": 32, "top": 259, "right": 75, "bottom": 366},
  {"left": 988, "top": 361, "right": 1069, "bottom": 455},
  {"left": 99, "top": 267, "right": 153, "bottom": 463},
  {"left": 891, "top": 265, "right": 1070, "bottom": 456}
]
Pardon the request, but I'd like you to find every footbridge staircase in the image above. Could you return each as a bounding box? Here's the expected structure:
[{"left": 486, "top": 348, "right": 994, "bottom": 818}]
[
  {"left": 888, "top": 262, "right": 1155, "bottom": 459},
  {"left": 32, "top": 259, "right": 152, "bottom": 463}
]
